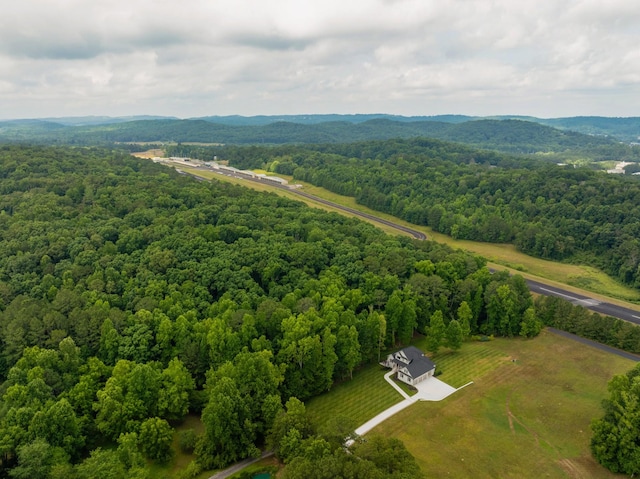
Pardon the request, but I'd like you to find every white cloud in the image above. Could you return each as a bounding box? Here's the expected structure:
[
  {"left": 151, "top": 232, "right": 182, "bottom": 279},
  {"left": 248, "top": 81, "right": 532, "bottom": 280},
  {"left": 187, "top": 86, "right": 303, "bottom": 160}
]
[{"left": 1, "top": 0, "right": 639, "bottom": 118}]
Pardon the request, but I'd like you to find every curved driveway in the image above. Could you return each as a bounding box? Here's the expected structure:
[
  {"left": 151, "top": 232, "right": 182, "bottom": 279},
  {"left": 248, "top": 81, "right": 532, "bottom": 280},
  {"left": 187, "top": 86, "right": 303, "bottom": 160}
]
[{"left": 354, "top": 371, "right": 471, "bottom": 438}]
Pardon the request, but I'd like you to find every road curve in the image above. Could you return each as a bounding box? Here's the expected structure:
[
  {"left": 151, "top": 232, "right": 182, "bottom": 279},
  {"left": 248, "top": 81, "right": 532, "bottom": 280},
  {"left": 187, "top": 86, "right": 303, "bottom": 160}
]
[{"left": 180, "top": 164, "right": 640, "bottom": 324}]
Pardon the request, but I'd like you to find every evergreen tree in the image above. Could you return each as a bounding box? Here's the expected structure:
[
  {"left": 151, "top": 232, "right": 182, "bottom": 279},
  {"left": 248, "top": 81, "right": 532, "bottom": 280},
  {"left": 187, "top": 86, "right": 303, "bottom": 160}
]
[{"left": 426, "top": 310, "right": 446, "bottom": 354}]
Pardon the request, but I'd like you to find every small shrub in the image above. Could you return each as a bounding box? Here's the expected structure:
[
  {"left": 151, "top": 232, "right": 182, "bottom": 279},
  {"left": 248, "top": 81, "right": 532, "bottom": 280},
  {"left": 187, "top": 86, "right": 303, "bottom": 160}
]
[
  {"left": 178, "top": 429, "right": 197, "bottom": 454},
  {"left": 472, "top": 335, "right": 494, "bottom": 342},
  {"left": 177, "top": 460, "right": 202, "bottom": 479}
]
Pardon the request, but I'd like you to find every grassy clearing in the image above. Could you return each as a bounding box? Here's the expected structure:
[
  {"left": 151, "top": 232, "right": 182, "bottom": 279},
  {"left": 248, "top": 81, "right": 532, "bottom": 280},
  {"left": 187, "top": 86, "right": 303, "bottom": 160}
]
[
  {"left": 305, "top": 339, "right": 509, "bottom": 429},
  {"left": 145, "top": 414, "right": 217, "bottom": 479},
  {"left": 426, "top": 342, "right": 509, "bottom": 389},
  {"left": 373, "top": 331, "right": 633, "bottom": 479},
  {"left": 132, "top": 149, "right": 164, "bottom": 159},
  {"left": 305, "top": 362, "right": 404, "bottom": 429}
]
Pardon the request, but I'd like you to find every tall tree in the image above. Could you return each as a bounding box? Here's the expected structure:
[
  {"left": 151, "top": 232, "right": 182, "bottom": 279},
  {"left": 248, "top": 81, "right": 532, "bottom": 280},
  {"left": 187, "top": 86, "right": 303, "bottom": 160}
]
[
  {"left": 446, "top": 319, "right": 463, "bottom": 351},
  {"left": 196, "top": 377, "right": 258, "bottom": 469},
  {"left": 397, "top": 297, "right": 417, "bottom": 345},
  {"left": 426, "top": 310, "right": 446, "bottom": 354},
  {"left": 9, "top": 439, "right": 69, "bottom": 479},
  {"left": 335, "top": 325, "right": 360, "bottom": 380},
  {"left": 268, "top": 397, "right": 313, "bottom": 461},
  {"left": 384, "top": 291, "right": 403, "bottom": 346},
  {"left": 519, "top": 307, "right": 542, "bottom": 338},
  {"left": 138, "top": 417, "right": 174, "bottom": 463},
  {"left": 157, "top": 358, "right": 194, "bottom": 420},
  {"left": 457, "top": 301, "right": 473, "bottom": 339},
  {"left": 592, "top": 364, "right": 640, "bottom": 475}
]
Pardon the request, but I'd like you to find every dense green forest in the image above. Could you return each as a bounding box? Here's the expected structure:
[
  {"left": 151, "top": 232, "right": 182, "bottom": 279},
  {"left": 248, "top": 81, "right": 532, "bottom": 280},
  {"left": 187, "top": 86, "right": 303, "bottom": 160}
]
[
  {"left": 2, "top": 118, "right": 639, "bottom": 163},
  {"left": 0, "top": 145, "right": 536, "bottom": 477},
  {"left": 536, "top": 296, "right": 640, "bottom": 353},
  {"left": 175, "top": 138, "right": 640, "bottom": 289},
  {"left": 591, "top": 362, "right": 640, "bottom": 476}
]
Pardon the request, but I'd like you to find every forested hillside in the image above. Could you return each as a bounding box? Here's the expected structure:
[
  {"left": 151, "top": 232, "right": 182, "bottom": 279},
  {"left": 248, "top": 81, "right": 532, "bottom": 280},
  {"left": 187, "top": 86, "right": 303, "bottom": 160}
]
[
  {"left": 2, "top": 117, "right": 638, "bottom": 163},
  {"left": 0, "top": 145, "right": 534, "bottom": 477},
  {"left": 539, "top": 116, "right": 640, "bottom": 143},
  {"left": 177, "top": 138, "right": 640, "bottom": 289}
]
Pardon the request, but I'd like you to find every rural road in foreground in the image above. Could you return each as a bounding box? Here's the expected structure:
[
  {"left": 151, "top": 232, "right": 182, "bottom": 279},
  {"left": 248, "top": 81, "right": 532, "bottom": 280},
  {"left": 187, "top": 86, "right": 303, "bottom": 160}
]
[
  {"left": 207, "top": 450, "right": 274, "bottom": 479},
  {"left": 178, "top": 163, "right": 640, "bottom": 324}
]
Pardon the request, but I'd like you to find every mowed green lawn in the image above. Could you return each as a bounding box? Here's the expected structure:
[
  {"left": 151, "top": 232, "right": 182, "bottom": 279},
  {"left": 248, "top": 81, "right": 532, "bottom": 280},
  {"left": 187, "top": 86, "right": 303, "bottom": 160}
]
[
  {"left": 375, "top": 332, "right": 632, "bottom": 478},
  {"left": 306, "top": 340, "right": 510, "bottom": 428},
  {"left": 306, "top": 362, "right": 405, "bottom": 428}
]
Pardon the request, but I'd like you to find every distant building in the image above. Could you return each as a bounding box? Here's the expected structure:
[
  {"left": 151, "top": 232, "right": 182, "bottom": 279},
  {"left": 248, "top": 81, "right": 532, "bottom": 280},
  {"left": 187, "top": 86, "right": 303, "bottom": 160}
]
[
  {"left": 607, "top": 161, "right": 633, "bottom": 174},
  {"left": 261, "top": 176, "right": 288, "bottom": 185}
]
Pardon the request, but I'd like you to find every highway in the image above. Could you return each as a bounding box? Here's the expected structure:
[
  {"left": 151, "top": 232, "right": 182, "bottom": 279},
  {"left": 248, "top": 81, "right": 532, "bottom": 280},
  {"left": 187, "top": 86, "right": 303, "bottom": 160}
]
[
  {"left": 288, "top": 189, "right": 427, "bottom": 240},
  {"left": 526, "top": 279, "right": 640, "bottom": 326},
  {"left": 178, "top": 162, "right": 640, "bottom": 324},
  {"left": 182, "top": 164, "right": 427, "bottom": 240}
]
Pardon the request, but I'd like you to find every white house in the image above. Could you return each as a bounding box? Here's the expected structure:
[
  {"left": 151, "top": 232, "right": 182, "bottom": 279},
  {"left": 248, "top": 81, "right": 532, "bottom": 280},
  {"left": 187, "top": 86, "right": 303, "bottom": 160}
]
[{"left": 381, "top": 346, "right": 436, "bottom": 386}]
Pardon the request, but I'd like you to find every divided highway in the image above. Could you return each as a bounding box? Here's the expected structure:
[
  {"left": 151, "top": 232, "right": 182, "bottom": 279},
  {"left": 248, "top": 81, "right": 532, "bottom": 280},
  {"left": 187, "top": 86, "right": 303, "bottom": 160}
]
[
  {"left": 183, "top": 164, "right": 426, "bottom": 240},
  {"left": 526, "top": 279, "right": 640, "bottom": 326},
  {"left": 289, "top": 189, "right": 427, "bottom": 240},
  {"left": 179, "top": 163, "right": 640, "bottom": 324}
]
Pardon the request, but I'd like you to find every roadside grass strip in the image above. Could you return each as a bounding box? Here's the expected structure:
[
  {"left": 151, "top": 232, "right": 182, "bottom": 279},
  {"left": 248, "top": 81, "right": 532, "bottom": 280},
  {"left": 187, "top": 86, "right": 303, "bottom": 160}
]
[{"left": 306, "top": 364, "right": 403, "bottom": 428}]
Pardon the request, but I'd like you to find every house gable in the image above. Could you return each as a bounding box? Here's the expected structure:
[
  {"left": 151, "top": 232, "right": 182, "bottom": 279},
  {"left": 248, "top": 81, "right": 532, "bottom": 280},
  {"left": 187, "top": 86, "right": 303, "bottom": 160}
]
[{"left": 382, "top": 346, "right": 436, "bottom": 385}]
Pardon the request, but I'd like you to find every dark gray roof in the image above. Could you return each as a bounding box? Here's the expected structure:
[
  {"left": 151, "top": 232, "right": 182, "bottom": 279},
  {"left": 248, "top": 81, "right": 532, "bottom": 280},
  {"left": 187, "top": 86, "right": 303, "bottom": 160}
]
[{"left": 394, "top": 346, "right": 435, "bottom": 379}]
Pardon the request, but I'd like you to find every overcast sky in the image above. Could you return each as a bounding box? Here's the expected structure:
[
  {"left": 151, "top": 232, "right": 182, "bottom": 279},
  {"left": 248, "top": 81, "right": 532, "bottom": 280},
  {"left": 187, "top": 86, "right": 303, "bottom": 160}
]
[{"left": 2, "top": 0, "right": 639, "bottom": 119}]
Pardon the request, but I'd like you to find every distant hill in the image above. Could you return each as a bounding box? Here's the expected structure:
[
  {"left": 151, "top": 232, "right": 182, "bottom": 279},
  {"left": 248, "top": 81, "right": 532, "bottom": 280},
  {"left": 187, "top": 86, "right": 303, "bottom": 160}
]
[
  {"left": 3, "top": 113, "right": 638, "bottom": 142},
  {"left": 538, "top": 117, "right": 640, "bottom": 143},
  {"left": 190, "top": 115, "right": 640, "bottom": 143},
  {"left": 1, "top": 115, "right": 177, "bottom": 126},
  {"left": 0, "top": 116, "right": 637, "bottom": 161},
  {"left": 40, "top": 115, "right": 178, "bottom": 126},
  {"left": 192, "top": 114, "right": 472, "bottom": 125}
]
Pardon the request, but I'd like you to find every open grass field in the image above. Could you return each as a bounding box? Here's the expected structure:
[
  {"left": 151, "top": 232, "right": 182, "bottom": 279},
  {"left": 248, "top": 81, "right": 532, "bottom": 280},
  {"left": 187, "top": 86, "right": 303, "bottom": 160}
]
[
  {"left": 426, "top": 341, "right": 508, "bottom": 389},
  {"left": 132, "top": 149, "right": 164, "bottom": 159},
  {"left": 373, "top": 331, "right": 633, "bottom": 478}
]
